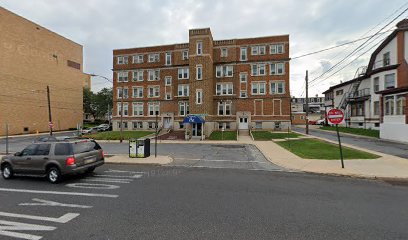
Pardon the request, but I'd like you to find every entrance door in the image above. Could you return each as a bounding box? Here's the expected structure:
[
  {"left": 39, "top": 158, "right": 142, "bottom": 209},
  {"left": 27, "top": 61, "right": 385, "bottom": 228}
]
[
  {"left": 192, "top": 123, "right": 202, "bottom": 137},
  {"left": 163, "top": 117, "right": 172, "bottom": 129},
  {"left": 239, "top": 117, "right": 248, "bottom": 129}
]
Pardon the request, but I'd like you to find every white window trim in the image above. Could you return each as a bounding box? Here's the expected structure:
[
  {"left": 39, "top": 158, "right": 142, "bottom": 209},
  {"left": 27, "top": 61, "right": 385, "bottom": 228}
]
[
  {"left": 147, "top": 86, "right": 160, "bottom": 98},
  {"left": 240, "top": 47, "right": 247, "bottom": 61},
  {"left": 132, "top": 87, "right": 143, "bottom": 98},
  {"left": 270, "top": 81, "right": 286, "bottom": 94},
  {"left": 217, "top": 101, "right": 232, "bottom": 116},
  {"left": 270, "top": 44, "right": 285, "bottom": 54},
  {"left": 165, "top": 52, "right": 172, "bottom": 66},
  {"left": 178, "top": 84, "right": 190, "bottom": 97},
  {"left": 196, "top": 65, "right": 203, "bottom": 80},
  {"left": 251, "top": 82, "right": 266, "bottom": 95},
  {"left": 270, "top": 62, "right": 285, "bottom": 75},
  {"left": 216, "top": 65, "right": 233, "bottom": 78},
  {"left": 148, "top": 102, "right": 160, "bottom": 116},
  {"left": 132, "top": 70, "right": 144, "bottom": 82},
  {"left": 178, "top": 68, "right": 189, "bottom": 80},
  {"left": 196, "top": 89, "right": 203, "bottom": 104},
  {"left": 216, "top": 83, "right": 234, "bottom": 96},
  {"left": 196, "top": 41, "right": 203, "bottom": 55},
  {"left": 117, "top": 71, "right": 129, "bottom": 82},
  {"left": 240, "top": 73, "right": 248, "bottom": 83},
  {"left": 165, "top": 76, "right": 172, "bottom": 86},
  {"left": 132, "top": 102, "right": 144, "bottom": 116},
  {"left": 221, "top": 48, "right": 228, "bottom": 57},
  {"left": 182, "top": 50, "right": 189, "bottom": 60}
]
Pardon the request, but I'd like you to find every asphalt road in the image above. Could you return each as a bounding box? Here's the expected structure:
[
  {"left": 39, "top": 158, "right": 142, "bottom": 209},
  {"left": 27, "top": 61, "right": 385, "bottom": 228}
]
[
  {"left": 0, "top": 164, "right": 407, "bottom": 240},
  {"left": 293, "top": 126, "right": 408, "bottom": 159}
]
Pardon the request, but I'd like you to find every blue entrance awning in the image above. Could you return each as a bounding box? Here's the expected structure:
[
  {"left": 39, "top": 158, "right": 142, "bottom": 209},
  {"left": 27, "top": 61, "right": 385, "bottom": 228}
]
[{"left": 182, "top": 115, "right": 205, "bottom": 124}]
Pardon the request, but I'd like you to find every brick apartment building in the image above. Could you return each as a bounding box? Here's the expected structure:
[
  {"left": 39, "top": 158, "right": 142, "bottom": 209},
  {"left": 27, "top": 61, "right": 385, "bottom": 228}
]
[
  {"left": 0, "top": 7, "right": 87, "bottom": 135},
  {"left": 112, "top": 28, "right": 290, "bottom": 139}
]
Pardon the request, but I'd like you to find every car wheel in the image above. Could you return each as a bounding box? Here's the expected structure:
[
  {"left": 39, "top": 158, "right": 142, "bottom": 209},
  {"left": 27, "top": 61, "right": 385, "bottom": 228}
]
[
  {"left": 47, "top": 167, "right": 61, "bottom": 183},
  {"left": 2, "top": 164, "right": 13, "bottom": 180}
]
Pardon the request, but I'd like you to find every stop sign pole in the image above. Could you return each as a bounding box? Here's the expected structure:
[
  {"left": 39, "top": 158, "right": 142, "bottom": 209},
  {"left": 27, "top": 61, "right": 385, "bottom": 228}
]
[{"left": 327, "top": 109, "right": 345, "bottom": 168}]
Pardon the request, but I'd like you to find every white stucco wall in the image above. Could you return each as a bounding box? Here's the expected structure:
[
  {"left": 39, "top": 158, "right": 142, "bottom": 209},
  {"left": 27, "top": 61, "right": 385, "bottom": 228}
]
[
  {"left": 373, "top": 37, "right": 397, "bottom": 69},
  {"left": 380, "top": 122, "right": 408, "bottom": 143}
]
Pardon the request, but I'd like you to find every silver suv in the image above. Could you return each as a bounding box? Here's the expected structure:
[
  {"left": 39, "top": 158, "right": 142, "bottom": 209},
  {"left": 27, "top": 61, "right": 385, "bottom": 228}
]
[{"left": 1, "top": 139, "right": 104, "bottom": 183}]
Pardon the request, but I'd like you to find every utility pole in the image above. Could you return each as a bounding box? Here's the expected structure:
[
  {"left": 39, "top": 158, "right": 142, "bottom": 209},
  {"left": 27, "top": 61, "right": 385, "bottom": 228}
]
[
  {"left": 155, "top": 111, "right": 158, "bottom": 158},
  {"left": 305, "top": 70, "right": 309, "bottom": 135},
  {"left": 107, "top": 103, "right": 111, "bottom": 127},
  {"left": 120, "top": 88, "right": 124, "bottom": 143},
  {"left": 47, "top": 85, "right": 53, "bottom": 136}
]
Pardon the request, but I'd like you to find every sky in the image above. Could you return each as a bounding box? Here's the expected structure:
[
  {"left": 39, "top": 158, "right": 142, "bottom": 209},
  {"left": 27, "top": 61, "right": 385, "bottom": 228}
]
[{"left": 1, "top": 0, "right": 407, "bottom": 97}]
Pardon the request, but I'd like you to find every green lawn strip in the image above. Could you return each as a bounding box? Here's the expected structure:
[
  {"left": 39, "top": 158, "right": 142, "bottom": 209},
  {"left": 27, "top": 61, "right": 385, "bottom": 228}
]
[
  {"left": 86, "top": 131, "right": 153, "bottom": 140},
  {"left": 320, "top": 126, "right": 379, "bottom": 138},
  {"left": 209, "top": 131, "right": 237, "bottom": 140},
  {"left": 276, "top": 138, "right": 380, "bottom": 159},
  {"left": 252, "top": 131, "right": 302, "bottom": 140}
]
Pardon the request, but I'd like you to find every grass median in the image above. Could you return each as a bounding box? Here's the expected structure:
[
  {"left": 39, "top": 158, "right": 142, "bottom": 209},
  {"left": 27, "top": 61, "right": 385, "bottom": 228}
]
[
  {"left": 209, "top": 131, "right": 237, "bottom": 140},
  {"left": 320, "top": 126, "right": 379, "bottom": 138},
  {"left": 86, "top": 131, "right": 154, "bottom": 140},
  {"left": 276, "top": 138, "right": 381, "bottom": 159},
  {"left": 252, "top": 131, "right": 302, "bottom": 140}
]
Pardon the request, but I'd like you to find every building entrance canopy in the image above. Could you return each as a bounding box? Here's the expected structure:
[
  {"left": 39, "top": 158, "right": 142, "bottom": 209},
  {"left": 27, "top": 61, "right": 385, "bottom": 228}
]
[{"left": 182, "top": 115, "right": 205, "bottom": 124}]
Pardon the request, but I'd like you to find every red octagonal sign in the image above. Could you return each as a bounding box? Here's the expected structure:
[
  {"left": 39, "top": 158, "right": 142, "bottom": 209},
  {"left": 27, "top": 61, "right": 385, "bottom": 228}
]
[{"left": 327, "top": 109, "right": 344, "bottom": 124}]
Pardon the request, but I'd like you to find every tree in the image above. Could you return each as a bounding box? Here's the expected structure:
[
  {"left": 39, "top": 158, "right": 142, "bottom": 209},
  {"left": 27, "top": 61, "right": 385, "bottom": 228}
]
[
  {"left": 94, "top": 87, "right": 113, "bottom": 120},
  {"left": 83, "top": 87, "right": 97, "bottom": 120}
]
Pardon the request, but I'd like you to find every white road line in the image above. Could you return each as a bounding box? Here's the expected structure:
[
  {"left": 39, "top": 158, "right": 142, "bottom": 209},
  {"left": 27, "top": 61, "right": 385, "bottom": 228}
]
[
  {"left": 94, "top": 174, "right": 142, "bottom": 179},
  {"left": 84, "top": 178, "right": 131, "bottom": 184},
  {"left": 65, "top": 183, "right": 120, "bottom": 190},
  {"left": 167, "top": 165, "right": 288, "bottom": 172},
  {"left": 174, "top": 158, "right": 267, "bottom": 163},
  {"left": 0, "top": 212, "right": 79, "bottom": 223},
  {"left": 0, "top": 220, "right": 55, "bottom": 240},
  {"left": 19, "top": 198, "right": 93, "bottom": 209},
  {"left": 106, "top": 169, "right": 144, "bottom": 174},
  {"left": 0, "top": 188, "right": 118, "bottom": 198}
]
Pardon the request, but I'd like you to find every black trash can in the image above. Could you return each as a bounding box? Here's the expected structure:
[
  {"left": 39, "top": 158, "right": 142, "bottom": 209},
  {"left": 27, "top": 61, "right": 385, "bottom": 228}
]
[{"left": 129, "top": 138, "right": 150, "bottom": 158}]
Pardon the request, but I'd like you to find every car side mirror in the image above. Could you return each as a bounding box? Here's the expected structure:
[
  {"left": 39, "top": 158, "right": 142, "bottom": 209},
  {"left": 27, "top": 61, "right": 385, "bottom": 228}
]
[{"left": 14, "top": 152, "right": 22, "bottom": 156}]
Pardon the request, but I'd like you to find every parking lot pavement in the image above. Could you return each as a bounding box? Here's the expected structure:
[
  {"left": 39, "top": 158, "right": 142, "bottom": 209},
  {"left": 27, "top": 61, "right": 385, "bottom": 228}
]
[{"left": 0, "top": 164, "right": 149, "bottom": 240}]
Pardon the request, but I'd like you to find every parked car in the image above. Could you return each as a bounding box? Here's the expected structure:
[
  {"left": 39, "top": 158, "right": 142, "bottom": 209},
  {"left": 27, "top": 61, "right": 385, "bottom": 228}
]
[
  {"left": 308, "top": 120, "right": 317, "bottom": 125},
  {"left": 1, "top": 139, "right": 104, "bottom": 183},
  {"left": 81, "top": 127, "right": 99, "bottom": 134},
  {"left": 316, "top": 119, "right": 326, "bottom": 125},
  {"left": 96, "top": 124, "right": 111, "bottom": 131}
]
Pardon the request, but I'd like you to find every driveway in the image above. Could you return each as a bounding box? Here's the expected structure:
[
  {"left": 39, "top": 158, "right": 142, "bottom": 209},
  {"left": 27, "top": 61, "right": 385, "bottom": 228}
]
[{"left": 292, "top": 126, "right": 408, "bottom": 159}]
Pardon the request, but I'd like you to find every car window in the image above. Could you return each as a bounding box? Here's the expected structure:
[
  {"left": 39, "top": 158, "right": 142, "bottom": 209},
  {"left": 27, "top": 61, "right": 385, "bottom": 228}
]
[
  {"left": 21, "top": 144, "right": 38, "bottom": 156},
  {"left": 54, "top": 143, "right": 73, "bottom": 155},
  {"left": 34, "top": 144, "right": 51, "bottom": 155},
  {"left": 73, "top": 141, "right": 98, "bottom": 154}
]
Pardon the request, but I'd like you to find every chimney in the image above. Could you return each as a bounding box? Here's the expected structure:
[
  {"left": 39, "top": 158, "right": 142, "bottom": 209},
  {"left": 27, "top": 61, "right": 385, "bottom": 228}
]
[{"left": 396, "top": 19, "right": 408, "bottom": 29}]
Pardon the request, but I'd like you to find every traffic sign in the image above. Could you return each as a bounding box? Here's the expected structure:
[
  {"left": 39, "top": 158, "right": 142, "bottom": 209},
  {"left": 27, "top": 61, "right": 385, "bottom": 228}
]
[{"left": 327, "top": 109, "right": 344, "bottom": 125}]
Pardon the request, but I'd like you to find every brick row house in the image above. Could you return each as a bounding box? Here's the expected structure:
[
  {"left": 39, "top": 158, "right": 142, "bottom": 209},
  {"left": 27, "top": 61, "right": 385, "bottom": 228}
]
[
  {"left": 112, "top": 28, "right": 290, "bottom": 139},
  {"left": 322, "top": 20, "right": 408, "bottom": 142}
]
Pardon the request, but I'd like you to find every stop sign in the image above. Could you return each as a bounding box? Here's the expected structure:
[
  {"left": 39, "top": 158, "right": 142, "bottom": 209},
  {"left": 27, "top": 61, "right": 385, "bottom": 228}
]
[{"left": 327, "top": 109, "right": 344, "bottom": 124}]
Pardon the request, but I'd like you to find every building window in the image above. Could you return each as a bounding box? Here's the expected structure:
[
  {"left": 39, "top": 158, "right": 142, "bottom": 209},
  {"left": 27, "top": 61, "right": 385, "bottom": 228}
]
[
  {"left": 374, "top": 101, "right": 380, "bottom": 116},
  {"left": 336, "top": 89, "right": 344, "bottom": 96},
  {"left": 270, "top": 44, "right": 284, "bottom": 54},
  {"left": 117, "top": 71, "right": 128, "bottom": 82},
  {"left": 117, "top": 56, "right": 128, "bottom": 64},
  {"left": 165, "top": 52, "right": 172, "bottom": 65},
  {"left": 117, "top": 88, "right": 128, "bottom": 99},
  {"left": 133, "top": 55, "right": 143, "bottom": 63},
  {"left": 270, "top": 63, "right": 285, "bottom": 75},
  {"left": 218, "top": 101, "right": 232, "bottom": 116},
  {"left": 117, "top": 103, "right": 128, "bottom": 116},
  {"left": 179, "top": 122, "right": 184, "bottom": 129},
  {"left": 165, "top": 92, "right": 172, "bottom": 100},
  {"left": 182, "top": 50, "right": 189, "bottom": 60},
  {"left": 132, "top": 70, "right": 144, "bottom": 82},
  {"left": 373, "top": 77, "right": 380, "bottom": 92},
  {"left": 221, "top": 48, "right": 228, "bottom": 57},
  {"left": 196, "top": 41, "right": 203, "bottom": 55},
  {"left": 117, "top": 122, "right": 128, "bottom": 129},
  {"left": 179, "top": 101, "right": 190, "bottom": 116},
  {"left": 384, "top": 74, "right": 395, "bottom": 89},
  {"left": 148, "top": 69, "right": 160, "bottom": 81},
  {"left": 216, "top": 65, "right": 233, "bottom": 78},
  {"left": 251, "top": 45, "right": 265, "bottom": 55},
  {"left": 396, "top": 95, "right": 406, "bottom": 115},
  {"left": 132, "top": 122, "right": 143, "bottom": 129},
  {"left": 383, "top": 52, "right": 390, "bottom": 67},
  {"left": 219, "top": 122, "right": 231, "bottom": 130},
  {"left": 384, "top": 96, "right": 394, "bottom": 115},
  {"left": 240, "top": 47, "right": 247, "bottom": 61},
  {"left": 132, "top": 87, "right": 143, "bottom": 98},
  {"left": 148, "top": 122, "right": 156, "bottom": 129},
  {"left": 148, "top": 86, "right": 160, "bottom": 98},
  {"left": 165, "top": 76, "right": 172, "bottom": 86},
  {"left": 178, "top": 84, "right": 189, "bottom": 97},
  {"left": 216, "top": 83, "right": 233, "bottom": 95},
  {"left": 196, "top": 65, "right": 203, "bottom": 80},
  {"left": 255, "top": 122, "right": 262, "bottom": 129},
  {"left": 251, "top": 63, "right": 266, "bottom": 76},
  {"left": 148, "top": 53, "right": 160, "bottom": 63},
  {"left": 251, "top": 82, "right": 266, "bottom": 95},
  {"left": 270, "top": 81, "right": 285, "bottom": 94},
  {"left": 148, "top": 102, "right": 160, "bottom": 116},
  {"left": 240, "top": 73, "right": 247, "bottom": 83},
  {"left": 178, "top": 68, "right": 189, "bottom": 79},
  {"left": 196, "top": 89, "right": 203, "bottom": 104},
  {"left": 240, "top": 91, "right": 247, "bottom": 98},
  {"left": 132, "top": 102, "right": 144, "bottom": 116}
]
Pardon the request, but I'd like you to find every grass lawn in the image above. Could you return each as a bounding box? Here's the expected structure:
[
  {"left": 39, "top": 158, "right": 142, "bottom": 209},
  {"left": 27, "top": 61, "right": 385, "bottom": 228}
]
[
  {"left": 209, "top": 131, "right": 237, "bottom": 140},
  {"left": 320, "top": 126, "right": 379, "bottom": 138},
  {"left": 277, "top": 138, "right": 381, "bottom": 159},
  {"left": 252, "top": 131, "right": 302, "bottom": 140},
  {"left": 86, "top": 131, "right": 153, "bottom": 140}
]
